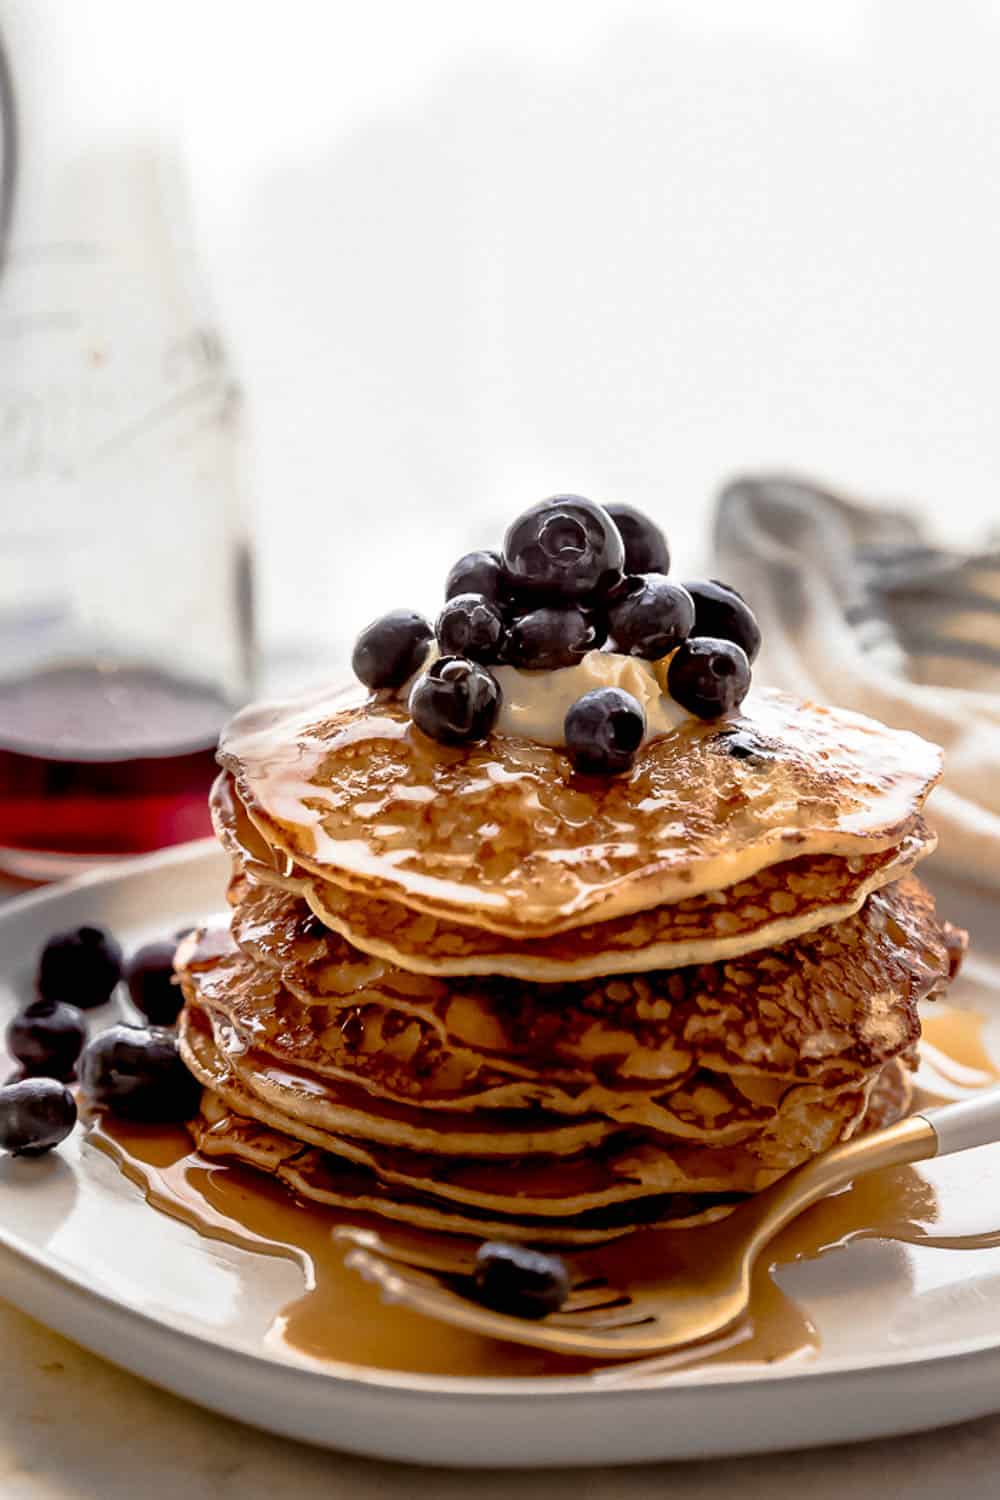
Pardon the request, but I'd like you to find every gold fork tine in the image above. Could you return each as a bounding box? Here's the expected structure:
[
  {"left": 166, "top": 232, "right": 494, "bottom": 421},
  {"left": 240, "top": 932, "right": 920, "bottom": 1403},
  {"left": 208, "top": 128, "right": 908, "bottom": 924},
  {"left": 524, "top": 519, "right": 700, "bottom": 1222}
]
[
  {"left": 333, "top": 1224, "right": 618, "bottom": 1311},
  {"left": 343, "top": 1246, "right": 650, "bottom": 1358},
  {"left": 556, "top": 1289, "right": 631, "bottom": 1314}
]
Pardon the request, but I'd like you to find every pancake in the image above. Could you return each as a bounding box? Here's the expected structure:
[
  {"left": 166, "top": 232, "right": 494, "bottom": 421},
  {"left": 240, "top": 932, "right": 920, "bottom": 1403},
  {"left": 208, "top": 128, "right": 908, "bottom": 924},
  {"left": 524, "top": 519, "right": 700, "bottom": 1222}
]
[
  {"left": 197, "top": 876, "right": 948, "bottom": 1097},
  {"left": 178, "top": 1001, "right": 616, "bottom": 1157},
  {"left": 285, "top": 827, "right": 934, "bottom": 978},
  {"left": 187, "top": 1055, "right": 912, "bottom": 1245},
  {"left": 182, "top": 1010, "right": 877, "bottom": 1210},
  {"left": 218, "top": 684, "right": 942, "bottom": 937},
  {"left": 189, "top": 1091, "right": 737, "bottom": 1244},
  {"left": 213, "top": 771, "right": 935, "bottom": 978},
  {"left": 183, "top": 991, "right": 872, "bottom": 1152}
]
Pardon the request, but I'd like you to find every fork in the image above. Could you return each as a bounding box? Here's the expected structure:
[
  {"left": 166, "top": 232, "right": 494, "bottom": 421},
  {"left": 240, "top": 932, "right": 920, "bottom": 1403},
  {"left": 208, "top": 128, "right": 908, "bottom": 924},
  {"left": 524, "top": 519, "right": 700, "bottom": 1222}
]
[{"left": 335, "top": 1092, "right": 1000, "bottom": 1359}]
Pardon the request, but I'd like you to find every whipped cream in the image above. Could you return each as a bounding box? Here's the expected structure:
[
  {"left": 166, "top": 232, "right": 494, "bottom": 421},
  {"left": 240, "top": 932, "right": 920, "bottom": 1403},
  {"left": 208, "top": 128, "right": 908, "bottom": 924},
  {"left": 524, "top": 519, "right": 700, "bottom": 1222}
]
[{"left": 491, "top": 650, "right": 688, "bottom": 747}]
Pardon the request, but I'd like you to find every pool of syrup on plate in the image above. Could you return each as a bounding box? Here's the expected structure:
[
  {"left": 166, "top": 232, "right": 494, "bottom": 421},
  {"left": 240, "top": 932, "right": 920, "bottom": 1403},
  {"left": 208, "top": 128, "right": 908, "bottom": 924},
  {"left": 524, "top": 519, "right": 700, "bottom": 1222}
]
[{"left": 87, "top": 1005, "right": 1000, "bottom": 1380}]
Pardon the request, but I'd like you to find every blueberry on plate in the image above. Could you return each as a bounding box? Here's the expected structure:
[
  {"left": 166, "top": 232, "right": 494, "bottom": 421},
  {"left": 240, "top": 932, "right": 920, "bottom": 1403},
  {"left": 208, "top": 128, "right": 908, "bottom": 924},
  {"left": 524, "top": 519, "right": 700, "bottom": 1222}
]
[
  {"left": 505, "top": 605, "right": 604, "bottom": 671},
  {"left": 605, "top": 503, "right": 670, "bottom": 576},
  {"left": 607, "top": 575, "right": 694, "bottom": 660},
  {"left": 682, "top": 579, "right": 761, "bottom": 664},
  {"left": 37, "top": 924, "right": 123, "bottom": 1010},
  {"left": 436, "top": 593, "right": 506, "bottom": 664},
  {"left": 667, "top": 636, "right": 752, "bottom": 720},
  {"left": 445, "top": 549, "right": 511, "bottom": 606},
  {"left": 126, "top": 939, "right": 183, "bottom": 1026},
  {"left": 502, "top": 495, "right": 625, "bottom": 601},
  {"left": 352, "top": 609, "right": 434, "bottom": 691},
  {"left": 473, "top": 1242, "right": 571, "bottom": 1320},
  {"left": 409, "top": 657, "right": 501, "bottom": 745},
  {"left": 79, "top": 1024, "right": 201, "bottom": 1122},
  {"left": 6, "top": 999, "right": 87, "bottom": 1081},
  {"left": 564, "top": 687, "right": 646, "bottom": 775},
  {"left": 0, "top": 1078, "right": 77, "bottom": 1156}
]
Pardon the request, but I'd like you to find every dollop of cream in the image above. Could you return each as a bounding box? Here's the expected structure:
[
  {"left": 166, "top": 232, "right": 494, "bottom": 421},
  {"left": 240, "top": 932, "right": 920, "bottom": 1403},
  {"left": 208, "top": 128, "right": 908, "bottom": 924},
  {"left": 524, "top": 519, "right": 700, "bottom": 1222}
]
[{"left": 492, "top": 650, "right": 688, "bottom": 747}]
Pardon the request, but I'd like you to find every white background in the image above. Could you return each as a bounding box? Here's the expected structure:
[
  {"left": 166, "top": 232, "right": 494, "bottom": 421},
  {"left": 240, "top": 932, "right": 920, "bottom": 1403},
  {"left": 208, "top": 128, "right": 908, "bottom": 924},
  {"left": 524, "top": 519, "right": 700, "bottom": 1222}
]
[{"left": 6, "top": 0, "right": 1000, "bottom": 670}]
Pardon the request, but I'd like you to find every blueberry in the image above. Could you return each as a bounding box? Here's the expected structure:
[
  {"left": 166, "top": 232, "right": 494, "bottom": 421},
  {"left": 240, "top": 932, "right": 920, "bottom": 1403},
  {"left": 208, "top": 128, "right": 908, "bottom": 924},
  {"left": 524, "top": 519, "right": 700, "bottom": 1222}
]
[
  {"left": 0, "top": 1078, "right": 77, "bottom": 1156},
  {"left": 352, "top": 610, "right": 434, "bottom": 691},
  {"left": 79, "top": 1024, "right": 201, "bottom": 1122},
  {"left": 125, "top": 940, "right": 183, "bottom": 1026},
  {"left": 607, "top": 575, "right": 694, "bottom": 660},
  {"left": 505, "top": 606, "right": 604, "bottom": 671},
  {"left": 37, "top": 925, "right": 123, "bottom": 1010},
  {"left": 409, "top": 657, "right": 501, "bottom": 745},
  {"left": 502, "top": 496, "right": 624, "bottom": 601},
  {"left": 564, "top": 687, "right": 646, "bottom": 775},
  {"left": 436, "top": 593, "right": 506, "bottom": 664},
  {"left": 472, "top": 1242, "right": 571, "bottom": 1320},
  {"left": 6, "top": 999, "right": 86, "bottom": 1081},
  {"left": 605, "top": 503, "right": 670, "bottom": 575},
  {"left": 667, "top": 636, "right": 752, "bottom": 720},
  {"left": 445, "top": 549, "right": 510, "bottom": 606},
  {"left": 682, "top": 579, "right": 761, "bottom": 664}
]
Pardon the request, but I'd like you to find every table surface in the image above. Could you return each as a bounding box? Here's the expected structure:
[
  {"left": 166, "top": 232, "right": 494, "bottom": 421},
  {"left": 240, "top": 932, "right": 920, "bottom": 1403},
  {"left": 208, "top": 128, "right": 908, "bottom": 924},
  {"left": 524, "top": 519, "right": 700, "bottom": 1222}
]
[{"left": 1, "top": 1295, "right": 999, "bottom": 1499}]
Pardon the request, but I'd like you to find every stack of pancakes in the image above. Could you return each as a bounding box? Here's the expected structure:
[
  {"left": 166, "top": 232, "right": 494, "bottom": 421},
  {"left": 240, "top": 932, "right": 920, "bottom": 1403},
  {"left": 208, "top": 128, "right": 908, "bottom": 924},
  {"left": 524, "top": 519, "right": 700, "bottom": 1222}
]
[{"left": 176, "top": 685, "right": 962, "bottom": 1244}]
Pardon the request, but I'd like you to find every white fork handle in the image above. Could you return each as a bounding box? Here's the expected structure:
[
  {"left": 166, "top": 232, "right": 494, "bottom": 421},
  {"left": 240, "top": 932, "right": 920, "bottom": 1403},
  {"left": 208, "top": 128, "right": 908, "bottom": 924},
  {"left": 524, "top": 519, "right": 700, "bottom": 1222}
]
[{"left": 918, "top": 1088, "right": 1000, "bottom": 1156}]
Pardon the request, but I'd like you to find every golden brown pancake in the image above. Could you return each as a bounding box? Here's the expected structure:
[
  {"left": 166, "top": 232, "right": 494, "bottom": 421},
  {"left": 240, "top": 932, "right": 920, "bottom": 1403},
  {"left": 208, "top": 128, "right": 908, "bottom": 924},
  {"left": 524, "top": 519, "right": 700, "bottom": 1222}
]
[
  {"left": 178, "top": 1001, "right": 615, "bottom": 1157},
  {"left": 187, "top": 1056, "right": 912, "bottom": 1244},
  {"left": 182, "top": 992, "right": 868, "bottom": 1153},
  {"left": 218, "top": 685, "right": 942, "bottom": 937},
  {"left": 212, "top": 770, "right": 935, "bottom": 978},
  {"left": 182, "top": 1015, "right": 874, "bottom": 1211},
  {"left": 187, "top": 876, "right": 948, "bottom": 1101},
  {"left": 281, "top": 828, "right": 934, "bottom": 978}
]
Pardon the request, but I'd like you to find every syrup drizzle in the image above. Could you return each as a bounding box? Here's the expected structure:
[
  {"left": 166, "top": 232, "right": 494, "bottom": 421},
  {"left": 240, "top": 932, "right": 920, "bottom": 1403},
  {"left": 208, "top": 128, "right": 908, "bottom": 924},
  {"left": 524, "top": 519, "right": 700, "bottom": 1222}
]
[{"left": 89, "top": 1004, "right": 1000, "bottom": 1380}]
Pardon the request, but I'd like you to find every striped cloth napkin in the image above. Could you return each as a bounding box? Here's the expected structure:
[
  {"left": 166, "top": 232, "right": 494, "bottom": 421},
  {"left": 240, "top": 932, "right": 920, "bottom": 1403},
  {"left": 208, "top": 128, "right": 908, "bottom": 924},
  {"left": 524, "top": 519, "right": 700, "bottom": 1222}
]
[{"left": 713, "top": 474, "right": 1000, "bottom": 888}]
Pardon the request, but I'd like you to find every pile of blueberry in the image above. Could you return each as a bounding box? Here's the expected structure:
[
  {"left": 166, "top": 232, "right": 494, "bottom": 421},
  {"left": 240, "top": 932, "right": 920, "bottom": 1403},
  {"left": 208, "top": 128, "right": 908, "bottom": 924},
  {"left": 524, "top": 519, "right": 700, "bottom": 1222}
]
[
  {"left": 352, "top": 495, "right": 760, "bottom": 775},
  {"left": 0, "top": 924, "right": 200, "bottom": 1158}
]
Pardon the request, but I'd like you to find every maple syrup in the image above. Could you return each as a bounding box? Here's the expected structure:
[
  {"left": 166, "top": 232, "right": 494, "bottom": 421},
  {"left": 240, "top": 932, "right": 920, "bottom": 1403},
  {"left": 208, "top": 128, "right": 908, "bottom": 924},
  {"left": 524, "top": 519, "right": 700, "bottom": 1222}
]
[
  {"left": 0, "top": 665, "right": 224, "bottom": 878},
  {"left": 87, "top": 1004, "right": 1000, "bottom": 1380}
]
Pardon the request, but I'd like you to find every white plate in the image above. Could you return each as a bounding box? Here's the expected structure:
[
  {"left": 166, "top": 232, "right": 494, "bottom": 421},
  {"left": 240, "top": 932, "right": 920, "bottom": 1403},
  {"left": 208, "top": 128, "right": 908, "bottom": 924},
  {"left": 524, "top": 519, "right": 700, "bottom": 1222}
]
[{"left": 3, "top": 845, "right": 1000, "bottom": 1468}]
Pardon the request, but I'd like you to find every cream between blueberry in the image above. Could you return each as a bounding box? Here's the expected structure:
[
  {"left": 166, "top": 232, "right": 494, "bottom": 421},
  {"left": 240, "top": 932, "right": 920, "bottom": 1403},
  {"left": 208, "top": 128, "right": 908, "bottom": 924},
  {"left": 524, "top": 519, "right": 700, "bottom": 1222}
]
[
  {"left": 351, "top": 495, "right": 759, "bottom": 774},
  {"left": 410, "top": 647, "right": 688, "bottom": 748}
]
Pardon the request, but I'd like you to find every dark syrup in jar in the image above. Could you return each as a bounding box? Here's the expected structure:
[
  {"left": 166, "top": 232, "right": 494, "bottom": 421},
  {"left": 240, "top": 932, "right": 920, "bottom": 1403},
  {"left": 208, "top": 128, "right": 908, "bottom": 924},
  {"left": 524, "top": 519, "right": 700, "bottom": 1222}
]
[{"left": 0, "top": 662, "right": 230, "bottom": 878}]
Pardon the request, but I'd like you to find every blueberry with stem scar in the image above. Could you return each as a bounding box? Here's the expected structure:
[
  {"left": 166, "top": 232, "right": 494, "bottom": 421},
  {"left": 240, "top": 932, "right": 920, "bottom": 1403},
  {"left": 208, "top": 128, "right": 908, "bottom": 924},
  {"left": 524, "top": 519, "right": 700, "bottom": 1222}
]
[
  {"left": 667, "top": 636, "right": 751, "bottom": 720},
  {"left": 409, "top": 657, "right": 501, "bottom": 745},
  {"left": 564, "top": 688, "right": 646, "bottom": 775},
  {"left": 436, "top": 593, "right": 506, "bottom": 664},
  {"left": 502, "top": 496, "right": 624, "bottom": 601}
]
